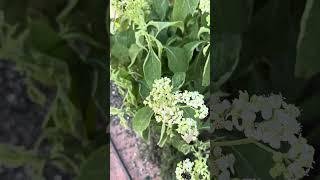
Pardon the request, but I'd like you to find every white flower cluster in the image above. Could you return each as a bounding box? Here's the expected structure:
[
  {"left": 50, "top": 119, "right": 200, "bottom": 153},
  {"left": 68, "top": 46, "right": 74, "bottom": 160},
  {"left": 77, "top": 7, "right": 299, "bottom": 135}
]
[
  {"left": 176, "top": 91, "right": 209, "bottom": 119},
  {"left": 211, "top": 91, "right": 315, "bottom": 179},
  {"left": 211, "top": 147, "right": 236, "bottom": 180},
  {"left": 176, "top": 141, "right": 210, "bottom": 180},
  {"left": 144, "top": 77, "right": 208, "bottom": 143},
  {"left": 198, "top": 0, "right": 210, "bottom": 26},
  {"left": 110, "top": 0, "right": 149, "bottom": 33},
  {"left": 212, "top": 91, "right": 302, "bottom": 148},
  {"left": 176, "top": 158, "right": 196, "bottom": 180},
  {"left": 270, "top": 137, "right": 314, "bottom": 179},
  {"left": 176, "top": 118, "right": 199, "bottom": 144}
]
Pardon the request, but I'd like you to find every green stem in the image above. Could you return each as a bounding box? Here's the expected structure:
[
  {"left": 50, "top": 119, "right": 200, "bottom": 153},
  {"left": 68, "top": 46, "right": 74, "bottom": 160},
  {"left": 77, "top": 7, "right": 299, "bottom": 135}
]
[{"left": 211, "top": 138, "right": 278, "bottom": 154}]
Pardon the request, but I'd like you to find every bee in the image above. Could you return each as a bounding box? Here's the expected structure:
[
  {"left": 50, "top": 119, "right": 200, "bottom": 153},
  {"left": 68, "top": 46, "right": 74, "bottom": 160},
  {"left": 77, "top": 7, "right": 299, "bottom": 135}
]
[{"left": 181, "top": 172, "right": 192, "bottom": 180}]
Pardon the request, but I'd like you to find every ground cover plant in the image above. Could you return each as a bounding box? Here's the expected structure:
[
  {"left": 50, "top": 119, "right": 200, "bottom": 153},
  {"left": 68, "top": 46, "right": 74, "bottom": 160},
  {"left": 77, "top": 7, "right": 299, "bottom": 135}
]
[
  {"left": 0, "top": 0, "right": 107, "bottom": 179},
  {"left": 111, "top": 0, "right": 320, "bottom": 179}
]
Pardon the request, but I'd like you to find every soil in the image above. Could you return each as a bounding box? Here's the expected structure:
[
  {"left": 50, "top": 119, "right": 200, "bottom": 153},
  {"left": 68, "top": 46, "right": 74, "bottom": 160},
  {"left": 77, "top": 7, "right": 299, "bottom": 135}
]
[
  {"left": 0, "top": 60, "right": 72, "bottom": 180},
  {"left": 110, "top": 81, "right": 161, "bottom": 180}
]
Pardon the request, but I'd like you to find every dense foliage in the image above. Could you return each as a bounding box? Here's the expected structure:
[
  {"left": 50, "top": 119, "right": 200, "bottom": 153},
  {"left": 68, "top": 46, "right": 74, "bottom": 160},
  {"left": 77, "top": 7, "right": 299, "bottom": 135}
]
[
  {"left": 0, "top": 0, "right": 107, "bottom": 179},
  {"left": 111, "top": 0, "right": 320, "bottom": 179}
]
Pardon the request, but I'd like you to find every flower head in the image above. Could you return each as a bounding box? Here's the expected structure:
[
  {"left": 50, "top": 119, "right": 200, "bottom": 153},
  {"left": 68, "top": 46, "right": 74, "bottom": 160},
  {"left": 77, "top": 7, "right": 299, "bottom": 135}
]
[{"left": 144, "top": 77, "right": 208, "bottom": 144}]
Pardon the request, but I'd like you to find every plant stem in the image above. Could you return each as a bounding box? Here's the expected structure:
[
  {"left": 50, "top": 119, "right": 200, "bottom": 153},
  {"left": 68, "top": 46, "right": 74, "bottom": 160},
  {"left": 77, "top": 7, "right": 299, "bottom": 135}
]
[{"left": 211, "top": 138, "right": 277, "bottom": 154}]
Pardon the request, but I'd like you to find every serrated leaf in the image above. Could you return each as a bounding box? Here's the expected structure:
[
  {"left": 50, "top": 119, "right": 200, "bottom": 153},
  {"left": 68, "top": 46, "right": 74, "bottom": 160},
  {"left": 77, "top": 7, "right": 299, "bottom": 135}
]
[
  {"left": 165, "top": 46, "right": 188, "bottom": 73},
  {"left": 172, "top": 0, "right": 199, "bottom": 21},
  {"left": 132, "top": 107, "right": 154, "bottom": 136},
  {"left": 143, "top": 49, "right": 161, "bottom": 88},
  {"left": 295, "top": 0, "right": 320, "bottom": 78},
  {"left": 172, "top": 72, "right": 186, "bottom": 90}
]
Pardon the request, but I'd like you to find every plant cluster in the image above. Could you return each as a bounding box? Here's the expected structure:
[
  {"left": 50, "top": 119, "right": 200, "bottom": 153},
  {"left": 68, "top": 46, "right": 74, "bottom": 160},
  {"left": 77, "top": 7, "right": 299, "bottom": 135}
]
[{"left": 111, "top": 0, "right": 319, "bottom": 179}]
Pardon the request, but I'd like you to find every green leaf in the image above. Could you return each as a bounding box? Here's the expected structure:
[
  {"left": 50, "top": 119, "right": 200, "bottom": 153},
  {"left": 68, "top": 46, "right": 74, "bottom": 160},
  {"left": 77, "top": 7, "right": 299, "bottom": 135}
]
[
  {"left": 143, "top": 49, "right": 162, "bottom": 88},
  {"left": 152, "top": 0, "right": 169, "bottom": 20},
  {"left": 172, "top": 0, "right": 199, "bottom": 21},
  {"left": 295, "top": 0, "right": 320, "bottom": 78},
  {"left": 111, "top": 43, "right": 130, "bottom": 65},
  {"left": 128, "top": 44, "right": 142, "bottom": 67},
  {"left": 147, "top": 21, "right": 184, "bottom": 36},
  {"left": 172, "top": 72, "right": 186, "bottom": 90},
  {"left": 182, "top": 107, "right": 196, "bottom": 119},
  {"left": 198, "top": 27, "right": 210, "bottom": 39},
  {"left": 0, "top": 144, "right": 43, "bottom": 168},
  {"left": 132, "top": 107, "right": 154, "bottom": 136},
  {"left": 202, "top": 53, "right": 210, "bottom": 86},
  {"left": 230, "top": 144, "right": 274, "bottom": 179},
  {"left": 213, "top": 34, "right": 242, "bottom": 89},
  {"left": 157, "top": 123, "right": 168, "bottom": 147},
  {"left": 76, "top": 146, "right": 108, "bottom": 180},
  {"left": 25, "top": 78, "right": 46, "bottom": 106},
  {"left": 183, "top": 41, "right": 204, "bottom": 63},
  {"left": 169, "top": 135, "right": 192, "bottom": 155},
  {"left": 28, "top": 20, "right": 63, "bottom": 53},
  {"left": 165, "top": 46, "right": 188, "bottom": 73},
  {"left": 139, "top": 80, "right": 150, "bottom": 99}
]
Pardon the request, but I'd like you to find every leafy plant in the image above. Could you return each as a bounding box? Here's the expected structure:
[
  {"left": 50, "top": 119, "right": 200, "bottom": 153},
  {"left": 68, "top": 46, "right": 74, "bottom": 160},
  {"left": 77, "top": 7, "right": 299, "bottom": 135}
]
[
  {"left": 0, "top": 0, "right": 107, "bottom": 179},
  {"left": 111, "top": 0, "right": 320, "bottom": 179}
]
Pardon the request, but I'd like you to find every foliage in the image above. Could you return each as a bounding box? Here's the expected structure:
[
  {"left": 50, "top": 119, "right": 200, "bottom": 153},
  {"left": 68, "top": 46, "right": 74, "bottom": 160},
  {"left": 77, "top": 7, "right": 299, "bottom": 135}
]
[
  {"left": 110, "top": 0, "right": 210, "bottom": 178},
  {"left": 111, "top": 0, "right": 320, "bottom": 179},
  {"left": 0, "top": 0, "right": 107, "bottom": 179}
]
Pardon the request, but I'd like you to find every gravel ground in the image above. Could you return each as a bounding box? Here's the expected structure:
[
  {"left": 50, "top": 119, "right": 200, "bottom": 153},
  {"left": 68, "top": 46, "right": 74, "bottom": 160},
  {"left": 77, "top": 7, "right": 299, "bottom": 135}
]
[
  {"left": 0, "top": 60, "right": 72, "bottom": 180},
  {"left": 110, "top": 81, "right": 161, "bottom": 179}
]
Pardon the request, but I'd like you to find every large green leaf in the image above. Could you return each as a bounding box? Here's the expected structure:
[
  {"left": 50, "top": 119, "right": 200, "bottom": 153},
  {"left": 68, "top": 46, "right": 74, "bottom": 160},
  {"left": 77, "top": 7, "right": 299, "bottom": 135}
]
[
  {"left": 231, "top": 144, "right": 274, "bottom": 179},
  {"left": 132, "top": 107, "right": 154, "bottom": 137},
  {"left": 183, "top": 41, "right": 204, "bottom": 63},
  {"left": 152, "top": 0, "right": 169, "bottom": 20},
  {"left": 213, "top": 34, "right": 242, "bottom": 89},
  {"left": 147, "top": 21, "right": 184, "bottom": 36},
  {"left": 143, "top": 49, "right": 162, "bottom": 88},
  {"left": 165, "top": 46, "right": 188, "bottom": 73},
  {"left": 295, "top": 0, "right": 320, "bottom": 78},
  {"left": 76, "top": 146, "right": 108, "bottom": 180},
  {"left": 172, "top": 0, "right": 199, "bottom": 21}
]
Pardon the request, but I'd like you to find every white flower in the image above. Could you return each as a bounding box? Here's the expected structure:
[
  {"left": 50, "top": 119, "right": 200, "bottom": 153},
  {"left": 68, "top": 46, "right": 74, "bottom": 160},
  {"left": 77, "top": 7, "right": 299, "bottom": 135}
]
[
  {"left": 144, "top": 77, "right": 209, "bottom": 144},
  {"left": 175, "top": 158, "right": 196, "bottom": 180},
  {"left": 176, "top": 118, "right": 199, "bottom": 143}
]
